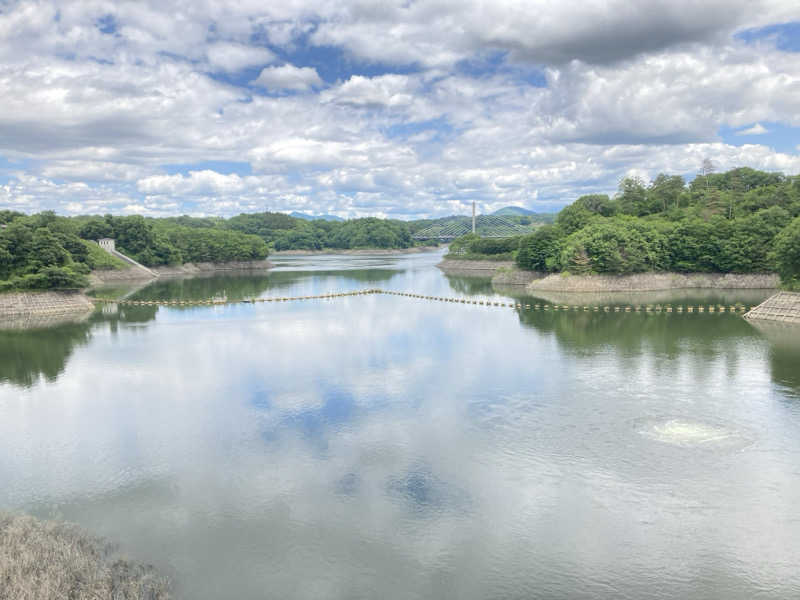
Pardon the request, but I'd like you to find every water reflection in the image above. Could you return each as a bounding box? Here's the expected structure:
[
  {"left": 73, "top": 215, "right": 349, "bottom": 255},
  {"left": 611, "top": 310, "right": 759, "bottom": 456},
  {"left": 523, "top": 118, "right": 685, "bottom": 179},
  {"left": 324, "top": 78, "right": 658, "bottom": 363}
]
[
  {"left": 515, "top": 308, "right": 760, "bottom": 357},
  {"left": 442, "top": 274, "right": 494, "bottom": 296},
  {"left": 748, "top": 321, "right": 800, "bottom": 399},
  {"left": 1, "top": 254, "right": 800, "bottom": 599},
  {"left": 0, "top": 321, "right": 92, "bottom": 387},
  {"left": 0, "top": 304, "right": 159, "bottom": 387}
]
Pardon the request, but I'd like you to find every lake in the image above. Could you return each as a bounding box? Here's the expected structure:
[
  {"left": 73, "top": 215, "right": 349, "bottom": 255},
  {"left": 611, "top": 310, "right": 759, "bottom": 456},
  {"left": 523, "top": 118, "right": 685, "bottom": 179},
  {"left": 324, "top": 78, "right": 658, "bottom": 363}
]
[{"left": 2, "top": 249, "right": 800, "bottom": 599}]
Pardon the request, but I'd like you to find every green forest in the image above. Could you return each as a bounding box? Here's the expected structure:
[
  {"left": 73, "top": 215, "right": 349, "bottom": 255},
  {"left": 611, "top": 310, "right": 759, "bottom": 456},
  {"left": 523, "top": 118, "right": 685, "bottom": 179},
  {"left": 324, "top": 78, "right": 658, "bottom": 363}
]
[
  {"left": 223, "top": 214, "right": 416, "bottom": 251},
  {"left": 449, "top": 167, "right": 800, "bottom": 288},
  {"left": 4, "top": 166, "right": 800, "bottom": 291},
  {"left": 0, "top": 212, "right": 269, "bottom": 291},
  {"left": 0, "top": 211, "right": 422, "bottom": 290}
]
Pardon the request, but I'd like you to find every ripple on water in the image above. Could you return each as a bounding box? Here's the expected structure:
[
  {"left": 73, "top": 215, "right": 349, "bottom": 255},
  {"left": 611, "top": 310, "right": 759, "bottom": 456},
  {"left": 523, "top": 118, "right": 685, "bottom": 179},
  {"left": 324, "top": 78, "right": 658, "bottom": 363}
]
[{"left": 636, "top": 418, "right": 754, "bottom": 451}]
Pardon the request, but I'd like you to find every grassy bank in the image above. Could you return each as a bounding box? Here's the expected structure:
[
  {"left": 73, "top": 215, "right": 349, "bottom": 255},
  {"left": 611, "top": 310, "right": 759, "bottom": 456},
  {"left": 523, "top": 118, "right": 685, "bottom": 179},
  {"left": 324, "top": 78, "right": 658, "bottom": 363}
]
[{"left": 0, "top": 511, "right": 171, "bottom": 600}]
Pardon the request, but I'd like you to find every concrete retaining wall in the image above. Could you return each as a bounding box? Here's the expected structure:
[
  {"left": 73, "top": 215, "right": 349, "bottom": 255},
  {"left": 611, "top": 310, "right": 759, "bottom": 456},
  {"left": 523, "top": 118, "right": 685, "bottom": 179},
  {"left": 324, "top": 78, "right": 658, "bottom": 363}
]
[
  {"left": 745, "top": 291, "right": 800, "bottom": 323},
  {"left": 491, "top": 267, "right": 543, "bottom": 286},
  {"left": 437, "top": 259, "right": 514, "bottom": 277},
  {"left": 152, "top": 260, "right": 273, "bottom": 276},
  {"left": 527, "top": 272, "right": 779, "bottom": 293},
  {"left": 0, "top": 291, "right": 93, "bottom": 320}
]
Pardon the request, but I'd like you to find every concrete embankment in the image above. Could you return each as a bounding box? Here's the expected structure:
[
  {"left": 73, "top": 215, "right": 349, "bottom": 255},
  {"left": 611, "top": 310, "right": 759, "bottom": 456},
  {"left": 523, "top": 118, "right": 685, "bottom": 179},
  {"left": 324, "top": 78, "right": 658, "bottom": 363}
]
[
  {"left": 88, "top": 266, "right": 154, "bottom": 285},
  {"left": 745, "top": 291, "right": 800, "bottom": 324},
  {"left": 273, "top": 247, "right": 438, "bottom": 256},
  {"left": 3, "top": 261, "right": 275, "bottom": 321},
  {"left": 491, "top": 267, "right": 543, "bottom": 286},
  {"left": 437, "top": 259, "right": 515, "bottom": 277},
  {"left": 526, "top": 272, "right": 779, "bottom": 293},
  {"left": 0, "top": 291, "right": 93, "bottom": 322},
  {"left": 89, "top": 260, "right": 274, "bottom": 284},
  {"left": 151, "top": 260, "right": 273, "bottom": 276},
  {"left": 504, "top": 287, "right": 775, "bottom": 308}
]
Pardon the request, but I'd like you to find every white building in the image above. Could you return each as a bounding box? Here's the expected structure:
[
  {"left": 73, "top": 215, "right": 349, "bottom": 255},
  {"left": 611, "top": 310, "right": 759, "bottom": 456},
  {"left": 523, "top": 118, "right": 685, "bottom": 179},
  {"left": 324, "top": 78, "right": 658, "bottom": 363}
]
[{"left": 98, "top": 238, "right": 116, "bottom": 252}]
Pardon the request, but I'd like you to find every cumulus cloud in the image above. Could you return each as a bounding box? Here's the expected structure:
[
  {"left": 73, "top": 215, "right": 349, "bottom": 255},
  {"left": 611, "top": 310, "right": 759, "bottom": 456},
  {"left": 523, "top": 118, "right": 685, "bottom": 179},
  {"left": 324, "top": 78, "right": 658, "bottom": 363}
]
[
  {"left": 0, "top": 0, "right": 798, "bottom": 218},
  {"left": 736, "top": 123, "right": 769, "bottom": 135},
  {"left": 207, "top": 42, "right": 275, "bottom": 72},
  {"left": 252, "top": 64, "right": 323, "bottom": 91},
  {"left": 322, "top": 75, "right": 415, "bottom": 108}
]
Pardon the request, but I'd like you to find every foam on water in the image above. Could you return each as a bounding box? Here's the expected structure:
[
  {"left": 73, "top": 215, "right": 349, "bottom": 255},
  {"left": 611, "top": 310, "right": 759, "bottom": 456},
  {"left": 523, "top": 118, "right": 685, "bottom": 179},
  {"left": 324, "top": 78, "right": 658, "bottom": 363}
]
[{"left": 637, "top": 418, "right": 753, "bottom": 450}]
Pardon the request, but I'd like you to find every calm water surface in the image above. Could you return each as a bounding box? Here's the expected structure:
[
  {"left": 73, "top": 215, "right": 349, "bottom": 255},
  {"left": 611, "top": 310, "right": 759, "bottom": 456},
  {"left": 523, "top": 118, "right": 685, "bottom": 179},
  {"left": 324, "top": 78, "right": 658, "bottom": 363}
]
[{"left": 2, "top": 249, "right": 800, "bottom": 599}]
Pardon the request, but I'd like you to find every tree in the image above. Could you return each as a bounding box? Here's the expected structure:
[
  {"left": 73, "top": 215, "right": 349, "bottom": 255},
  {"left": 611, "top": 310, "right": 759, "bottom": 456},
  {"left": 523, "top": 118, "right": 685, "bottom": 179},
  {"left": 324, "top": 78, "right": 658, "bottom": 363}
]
[
  {"left": 575, "top": 194, "right": 616, "bottom": 216},
  {"left": 649, "top": 174, "right": 685, "bottom": 211},
  {"left": 516, "top": 226, "right": 562, "bottom": 271},
  {"left": 616, "top": 176, "right": 649, "bottom": 216},
  {"left": 557, "top": 217, "right": 667, "bottom": 274},
  {"left": 701, "top": 158, "right": 715, "bottom": 190},
  {"left": 556, "top": 203, "right": 594, "bottom": 235},
  {"left": 772, "top": 216, "right": 800, "bottom": 287},
  {"left": 78, "top": 218, "right": 113, "bottom": 240}
]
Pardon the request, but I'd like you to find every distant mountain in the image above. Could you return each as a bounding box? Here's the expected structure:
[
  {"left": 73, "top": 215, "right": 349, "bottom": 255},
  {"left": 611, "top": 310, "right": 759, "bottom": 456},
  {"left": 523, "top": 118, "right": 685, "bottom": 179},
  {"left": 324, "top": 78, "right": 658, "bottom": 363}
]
[
  {"left": 492, "top": 206, "right": 535, "bottom": 216},
  {"left": 289, "top": 211, "right": 344, "bottom": 222},
  {"left": 491, "top": 206, "right": 555, "bottom": 223}
]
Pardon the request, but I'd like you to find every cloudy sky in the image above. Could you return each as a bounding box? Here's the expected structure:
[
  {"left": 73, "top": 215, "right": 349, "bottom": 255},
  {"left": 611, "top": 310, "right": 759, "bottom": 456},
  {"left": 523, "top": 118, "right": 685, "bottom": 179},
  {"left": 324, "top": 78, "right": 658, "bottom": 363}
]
[{"left": 0, "top": 1, "right": 799, "bottom": 219}]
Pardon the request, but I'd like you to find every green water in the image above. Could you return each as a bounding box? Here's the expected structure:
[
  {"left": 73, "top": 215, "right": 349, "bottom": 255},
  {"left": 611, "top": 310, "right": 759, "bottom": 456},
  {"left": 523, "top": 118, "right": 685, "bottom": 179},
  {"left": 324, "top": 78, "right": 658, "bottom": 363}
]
[{"left": 2, "top": 250, "right": 800, "bottom": 599}]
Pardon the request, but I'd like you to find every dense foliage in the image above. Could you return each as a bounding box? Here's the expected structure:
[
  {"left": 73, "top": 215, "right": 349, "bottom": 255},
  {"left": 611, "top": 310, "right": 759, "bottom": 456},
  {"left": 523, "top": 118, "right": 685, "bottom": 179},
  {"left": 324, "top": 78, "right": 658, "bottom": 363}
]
[
  {"left": 1, "top": 210, "right": 420, "bottom": 290},
  {"left": 1, "top": 212, "right": 93, "bottom": 290},
  {"left": 773, "top": 216, "right": 800, "bottom": 289},
  {"left": 513, "top": 167, "right": 800, "bottom": 284},
  {"left": 1, "top": 212, "right": 269, "bottom": 290},
  {"left": 76, "top": 215, "right": 269, "bottom": 266},
  {"left": 447, "top": 233, "right": 524, "bottom": 260}
]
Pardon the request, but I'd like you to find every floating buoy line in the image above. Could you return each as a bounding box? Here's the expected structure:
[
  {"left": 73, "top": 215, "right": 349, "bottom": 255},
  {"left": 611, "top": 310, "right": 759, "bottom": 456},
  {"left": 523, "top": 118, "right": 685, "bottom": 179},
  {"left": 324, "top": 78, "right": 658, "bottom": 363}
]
[{"left": 89, "top": 289, "right": 755, "bottom": 315}]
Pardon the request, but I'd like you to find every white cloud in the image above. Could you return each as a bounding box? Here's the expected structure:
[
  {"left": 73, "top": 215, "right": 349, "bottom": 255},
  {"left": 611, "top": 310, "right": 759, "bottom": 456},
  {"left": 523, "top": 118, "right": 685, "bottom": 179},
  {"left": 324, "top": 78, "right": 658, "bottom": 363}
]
[
  {"left": 207, "top": 42, "right": 275, "bottom": 72},
  {"left": 322, "top": 75, "right": 415, "bottom": 108},
  {"left": 252, "top": 64, "right": 323, "bottom": 91},
  {"left": 736, "top": 123, "right": 769, "bottom": 135},
  {"left": 0, "top": 0, "right": 798, "bottom": 218}
]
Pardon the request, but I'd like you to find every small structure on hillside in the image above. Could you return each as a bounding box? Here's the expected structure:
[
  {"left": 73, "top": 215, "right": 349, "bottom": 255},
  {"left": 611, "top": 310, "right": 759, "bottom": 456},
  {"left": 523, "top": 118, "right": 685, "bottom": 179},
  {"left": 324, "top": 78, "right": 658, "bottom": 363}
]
[{"left": 98, "top": 238, "right": 116, "bottom": 253}]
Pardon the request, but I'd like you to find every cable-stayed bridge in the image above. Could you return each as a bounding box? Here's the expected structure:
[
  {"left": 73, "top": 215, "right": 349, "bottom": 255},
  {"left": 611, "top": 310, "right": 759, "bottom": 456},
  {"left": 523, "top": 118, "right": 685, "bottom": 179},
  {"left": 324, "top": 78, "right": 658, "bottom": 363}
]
[{"left": 412, "top": 215, "right": 534, "bottom": 242}]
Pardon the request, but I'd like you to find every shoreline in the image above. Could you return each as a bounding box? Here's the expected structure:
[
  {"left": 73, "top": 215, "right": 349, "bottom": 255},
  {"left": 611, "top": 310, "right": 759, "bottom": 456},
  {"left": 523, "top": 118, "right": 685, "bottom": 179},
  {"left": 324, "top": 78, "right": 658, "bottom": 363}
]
[
  {"left": 90, "top": 259, "right": 274, "bottom": 284},
  {"left": 438, "top": 258, "right": 781, "bottom": 292},
  {"left": 150, "top": 259, "right": 273, "bottom": 277},
  {"left": 436, "top": 259, "right": 514, "bottom": 277},
  {"left": 0, "top": 290, "right": 94, "bottom": 324},
  {"left": 273, "top": 246, "right": 438, "bottom": 256},
  {"left": 2, "top": 259, "right": 783, "bottom": 325},
  {"left": 4, "top": 260, "right": 276, "bottom": 324},
  {"left": 526, "top": 271, "right": 780, "bottom": 292},
  {"left": 0, "top": 511, "right": 170, "bottom": 599}
]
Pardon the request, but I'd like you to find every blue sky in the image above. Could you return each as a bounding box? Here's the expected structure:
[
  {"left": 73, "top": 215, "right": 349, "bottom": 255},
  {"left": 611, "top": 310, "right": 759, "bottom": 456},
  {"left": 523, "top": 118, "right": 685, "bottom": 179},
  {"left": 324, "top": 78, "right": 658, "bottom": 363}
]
[{"left": 0, "top": 1, "right": 799, "bottom": 219}]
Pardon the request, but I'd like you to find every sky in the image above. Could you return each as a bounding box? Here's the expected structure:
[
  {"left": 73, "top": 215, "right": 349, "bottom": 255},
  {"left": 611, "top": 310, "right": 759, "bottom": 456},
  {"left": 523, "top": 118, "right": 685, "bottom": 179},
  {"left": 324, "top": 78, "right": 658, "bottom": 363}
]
[{"left": 0, "top": 1, "right": 799, "bottom": 220}]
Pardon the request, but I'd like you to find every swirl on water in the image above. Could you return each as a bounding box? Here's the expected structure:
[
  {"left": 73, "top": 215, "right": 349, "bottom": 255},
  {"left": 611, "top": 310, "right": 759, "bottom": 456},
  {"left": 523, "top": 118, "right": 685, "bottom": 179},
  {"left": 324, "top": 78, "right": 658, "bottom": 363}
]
[{"left": 636, "top": 418, "right": 754, "bottom": 451}]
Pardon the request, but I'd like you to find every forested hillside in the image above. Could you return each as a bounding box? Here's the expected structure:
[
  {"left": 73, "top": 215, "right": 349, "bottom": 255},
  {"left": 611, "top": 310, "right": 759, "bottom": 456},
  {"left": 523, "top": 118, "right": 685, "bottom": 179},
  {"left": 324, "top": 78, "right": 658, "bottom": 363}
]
[
  {"left": 172, "top": 212, "right": 417, "bottom": 251},
  {"left": 4, "top": 167, "right": 800, "bottom": 291},
  {"left": 1, "top": 211, "right": 419, "bottom": 290},
  {"left": 512, "top": 168, "right": 800, "bottom": 287},
  {"left": 0, "top": 212, "right": 269, "bottom": 291}
]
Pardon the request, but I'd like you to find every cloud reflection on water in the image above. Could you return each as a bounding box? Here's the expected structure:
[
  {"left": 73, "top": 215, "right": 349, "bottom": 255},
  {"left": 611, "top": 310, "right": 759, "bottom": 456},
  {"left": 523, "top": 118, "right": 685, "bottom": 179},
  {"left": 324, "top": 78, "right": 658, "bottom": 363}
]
[{"left": 1, "top": 254, "right": 800, "bottom": 598}]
